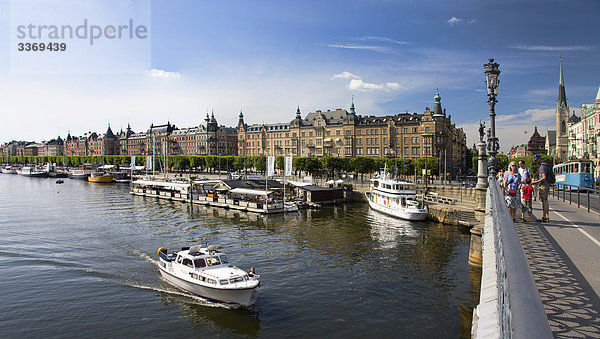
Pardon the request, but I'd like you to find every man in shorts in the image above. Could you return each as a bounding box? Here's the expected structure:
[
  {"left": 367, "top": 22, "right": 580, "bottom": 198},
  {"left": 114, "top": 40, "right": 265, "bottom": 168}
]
[{"left": 532, "top": 155, "right": 550, "bottom": 222}]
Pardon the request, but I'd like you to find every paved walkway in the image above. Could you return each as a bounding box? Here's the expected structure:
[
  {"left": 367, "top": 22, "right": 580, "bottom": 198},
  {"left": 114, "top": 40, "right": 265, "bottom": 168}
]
[{"left": 514, "top": 196, "right": 600, "bottom": 337}]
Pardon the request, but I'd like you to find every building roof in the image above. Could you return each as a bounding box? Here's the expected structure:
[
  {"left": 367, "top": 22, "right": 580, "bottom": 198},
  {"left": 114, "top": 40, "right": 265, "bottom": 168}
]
[
  {"left": 221, "top": 179, "right": 283, "bottom": 190},
  {"left": 298, "top": 185, "right": 343, "bottom": 192},
  {"left": 568, "top": 111, "right": 580, "bottom": 124}
]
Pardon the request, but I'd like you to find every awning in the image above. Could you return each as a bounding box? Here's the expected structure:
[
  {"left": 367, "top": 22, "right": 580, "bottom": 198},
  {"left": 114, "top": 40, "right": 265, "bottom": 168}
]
[
  {"left": 230, "top": 188, "right": 273, "bottom": 196},
  {"left": 132, "top": 180, "right": 191, "bottom": 190},
  {"left": 286, "top": 180, "right": 312, "bottom": 187}
]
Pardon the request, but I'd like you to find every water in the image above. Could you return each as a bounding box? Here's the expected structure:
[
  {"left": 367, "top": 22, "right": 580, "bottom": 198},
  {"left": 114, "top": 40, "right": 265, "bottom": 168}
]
[{"left": 0, "top": 175, "right": 475, "bottom": 338}]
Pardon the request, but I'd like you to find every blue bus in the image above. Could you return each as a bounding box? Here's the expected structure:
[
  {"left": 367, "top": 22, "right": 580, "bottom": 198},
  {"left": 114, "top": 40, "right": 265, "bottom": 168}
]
[{"left": 553, "top": 160, "right": 594, "bottom": 190}]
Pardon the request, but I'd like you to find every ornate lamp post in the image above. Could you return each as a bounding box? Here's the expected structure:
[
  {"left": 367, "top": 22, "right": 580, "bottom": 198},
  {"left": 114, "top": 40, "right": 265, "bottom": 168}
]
[{"left": 484, "top": 58, "right": 500, "bottom": 178}]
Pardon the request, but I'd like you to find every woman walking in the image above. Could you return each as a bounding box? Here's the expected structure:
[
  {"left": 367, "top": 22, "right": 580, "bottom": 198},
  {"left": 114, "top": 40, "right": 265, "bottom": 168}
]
[{"left": 503, "top": 161, "right": 521, "bottom": 222}]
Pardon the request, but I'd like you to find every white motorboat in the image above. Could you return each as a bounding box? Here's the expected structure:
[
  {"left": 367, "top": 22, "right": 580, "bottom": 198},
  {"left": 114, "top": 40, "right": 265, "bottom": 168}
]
[
  {"left": 17, "top": 166, "right": 49, "bottom": 178},
  {"left": 1, "top": 166, "right": 18, "bottom": 174},
  {"left": 365, "top": 170, "right": 428, "bottom": 221},
  {"left": 69, "top": 169, "right": 92, "bottom": 180},
  {"left": 157, "top": 244, "right": 259, "bottom": 307}
]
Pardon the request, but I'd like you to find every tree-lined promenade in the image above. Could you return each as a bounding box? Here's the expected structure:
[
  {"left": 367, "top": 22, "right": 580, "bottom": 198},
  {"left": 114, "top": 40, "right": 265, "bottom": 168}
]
[{"left": 4, "top": 155, "right": 449, "bottom": 178}]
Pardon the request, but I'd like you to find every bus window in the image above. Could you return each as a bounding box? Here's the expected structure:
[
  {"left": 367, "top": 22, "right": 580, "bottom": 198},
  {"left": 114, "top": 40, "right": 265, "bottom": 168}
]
[{"left": 574, "top": 163, "right": 579, "bottom": 173}]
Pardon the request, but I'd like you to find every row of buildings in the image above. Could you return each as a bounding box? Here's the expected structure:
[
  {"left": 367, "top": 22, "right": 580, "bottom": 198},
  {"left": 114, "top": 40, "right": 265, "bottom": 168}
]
[{"left": 1, "top": 91, "right": 469, "bottom": 176}]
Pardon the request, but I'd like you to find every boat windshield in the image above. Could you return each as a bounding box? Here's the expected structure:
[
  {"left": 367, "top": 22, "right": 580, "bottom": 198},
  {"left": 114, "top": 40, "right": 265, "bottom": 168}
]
[
  {"left": 219, "top": 255, "right": 229, "bottom": 264},
  {"left": 206, "top": 256, "right": 222, "bottom": 266},
  {"left": 194, "top": 258, "right": 206, "bottom": 268}
]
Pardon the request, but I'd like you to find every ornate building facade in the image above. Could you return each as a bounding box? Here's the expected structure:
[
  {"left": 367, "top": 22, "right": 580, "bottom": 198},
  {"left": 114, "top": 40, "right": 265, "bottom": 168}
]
[
  {"left": 237, "top": 90, "right": 468, "bottom": 176},
  {"left": 568, "top": 85, "right": 600, "bottom": 178}
]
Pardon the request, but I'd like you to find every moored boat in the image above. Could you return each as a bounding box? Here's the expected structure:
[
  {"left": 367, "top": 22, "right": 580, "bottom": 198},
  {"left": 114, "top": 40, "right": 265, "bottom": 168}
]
[
  {"left": 157, "top": 244, "right": 259, "bottom": 307},
  {"left": 17, "top": 166, "right": 49, "bottom": 178},
  {"left": 69, "top": 169, "right": 92, "bottom": 180},
  {"left": 365, "top": 170, "right": 427, "bottom": 221},
  {"left": 88, "top": 172, "right": 113, "bottom": 183},
  {"left": 1, "top": 166, "right": 18, "bottom": 174}
]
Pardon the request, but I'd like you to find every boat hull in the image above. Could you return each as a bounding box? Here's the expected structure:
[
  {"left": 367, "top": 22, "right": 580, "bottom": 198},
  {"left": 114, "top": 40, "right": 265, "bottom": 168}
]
[
  {"left": 19, "top": 171, "right": 49, "bottom": 178},
  {"left": 1, "top": 168, "right": 17, "bottom": 174},
  {"left": 88, "top": 174, "right": 113, "bottom": 183},
  {"left": 365, "top": 192, "right": 428, "bottom": 221},
  {"left": 158, "top": 264, "right": 257, "bottom": 307},
  {"left": 70, "top": 174, "right": 90, "bottom": 180}
]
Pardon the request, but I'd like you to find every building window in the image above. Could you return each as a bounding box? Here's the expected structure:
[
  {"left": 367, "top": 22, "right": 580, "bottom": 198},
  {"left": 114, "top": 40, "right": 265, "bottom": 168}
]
[
  {"left": 301, "top": 132, "right": 305, "bottom": 137},
  {"left": 375, "top": 138, "right": 379, "bottom": 145},
  {"left": 425, "top": 127, "right": 430, "bottom": 132},
  {"left": 309, "top": 131, "right": 313, "bottom": 137},
  {"left": 375, "top": 148, "right": 379, "bottom": 155},
  {"left": 404, "top": 137, "right": 408, "bottom": 144},
  {"left": 404, "top": 128, "right": 408, "bottom": 133},
  {"left": 357, "top": 130, "right": 361, "bottom": 136},
  {"left": 316, "top": 130, "right": 322, "bottom": 137},
  {"left": 336, "top": 130, "right": 341, "bottom": 136},
  {"left": 413, "top": 127, "right": 418, "bottom": 133}
]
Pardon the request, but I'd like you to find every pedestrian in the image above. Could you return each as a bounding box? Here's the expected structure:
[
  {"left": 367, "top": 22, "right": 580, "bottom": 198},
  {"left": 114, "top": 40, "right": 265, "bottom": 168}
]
[
  {"left": 532, "top": 154, "right": 550, "bottom": 222},
  {"left": 521, "top": 177, "right": 534, "bottom": 222},
  {"left": 503, "top": 161, "right": 521, "bottom": 222}
]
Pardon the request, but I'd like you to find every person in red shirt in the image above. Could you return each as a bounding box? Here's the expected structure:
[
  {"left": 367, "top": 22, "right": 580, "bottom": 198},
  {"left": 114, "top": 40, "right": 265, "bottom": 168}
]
[{"left": 521, "top": 177, "right": 534, "bottom": 222}]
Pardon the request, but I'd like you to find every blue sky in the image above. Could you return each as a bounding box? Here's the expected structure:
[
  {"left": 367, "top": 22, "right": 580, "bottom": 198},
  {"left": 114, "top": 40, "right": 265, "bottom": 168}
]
[{"left": 1, "top": 0, "right": 599, "bottom": 153}]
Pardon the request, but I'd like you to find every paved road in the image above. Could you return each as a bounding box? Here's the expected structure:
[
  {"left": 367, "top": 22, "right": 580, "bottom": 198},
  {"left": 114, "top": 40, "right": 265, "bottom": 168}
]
[{"left": 514, "top": 196, "right": 600, "bottom": 337}]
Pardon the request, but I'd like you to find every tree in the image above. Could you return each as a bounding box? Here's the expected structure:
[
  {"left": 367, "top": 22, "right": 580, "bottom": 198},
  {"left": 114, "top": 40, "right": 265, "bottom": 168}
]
[
  {"left": 252, "top": 156, "right": 266, "bottom": 173},
  {"left": 178, "top": 156, "right": 190, "bottom": 172},
  {"left": 191, "top": 156, "right": 204, "bottom": 171},
  {"left": 351, "top": 157, "right": 376, "bottom": 179}
]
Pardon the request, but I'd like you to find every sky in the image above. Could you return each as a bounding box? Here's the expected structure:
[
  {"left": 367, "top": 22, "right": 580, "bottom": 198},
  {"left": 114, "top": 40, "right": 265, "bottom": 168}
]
[{"left": 1, "top": 0, "right": 599, "bottom": 153}]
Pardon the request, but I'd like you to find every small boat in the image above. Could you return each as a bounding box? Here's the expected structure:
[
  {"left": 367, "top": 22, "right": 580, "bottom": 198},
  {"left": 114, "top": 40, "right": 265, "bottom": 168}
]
[
  {"left": 365, "top": 168, "right": 428, "bottom": 221},
  {"left": 69, "top": 169, "right": 92, "bottom": 180},
  {"left": 88, "top": 172, "right": 113, "bottom": 183},
  {"left": 157, "top": 245, "right": 259, "bottom": 307},
  {"left": 17, "top": 166, "right": 49, "bottom": 178},
  {"left": 1, "top": 166, "right": 18, "bottom": 174},
  {"left": 56, "top": 179, "right": 64, "bottom": 184}
]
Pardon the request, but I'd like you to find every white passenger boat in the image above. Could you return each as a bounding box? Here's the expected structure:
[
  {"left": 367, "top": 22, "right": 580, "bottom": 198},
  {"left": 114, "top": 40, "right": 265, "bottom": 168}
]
[
  {"left": 17, "top": 166, "right": 49, "bottom": 178},
  {"left": 365, "top": 170, "right": 428, "bottom": 221},
  {"left": 157, "top": 245, "right": 259, "bottom": 307}
]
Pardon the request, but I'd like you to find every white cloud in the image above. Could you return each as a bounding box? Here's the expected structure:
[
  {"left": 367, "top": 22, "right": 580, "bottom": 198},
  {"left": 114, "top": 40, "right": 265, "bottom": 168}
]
[
  {"left": 447, "top": 17, "right": 463, "bottom": 26},
  {"left": 331, "top": 71, "right": 361, "bottom": 80},
  {"left": 510, "top": 44, "right": 594, "bottom": 51},
  {"left": 354, "top": 36, "right": 409, "bottom": 45},
  {"left": 328, "top": 44, "right": 393, "bottom": 53},
  {"left": 348, "top": 79, "right": 403, "bottom": 92},
  {"left": 147, "top": 68, "right": 182, "bottom": 78}
]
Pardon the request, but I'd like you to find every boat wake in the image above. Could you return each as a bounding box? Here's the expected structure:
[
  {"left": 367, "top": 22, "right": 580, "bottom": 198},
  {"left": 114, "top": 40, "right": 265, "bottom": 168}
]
[
  {"left": 119, "top": 244, "right": 157, "bottom": 265},
  {"left": 127, "top": 283, "right": 240, "bottom": 309}
]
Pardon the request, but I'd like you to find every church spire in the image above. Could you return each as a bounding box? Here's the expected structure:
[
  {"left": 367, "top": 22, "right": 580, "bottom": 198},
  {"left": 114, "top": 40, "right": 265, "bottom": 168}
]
[
  {"left": 349, "top": 95, "right": 356, "bottom": 115},
  {"left": 557, "top": 57, "right": 568, "bottom": 109}
]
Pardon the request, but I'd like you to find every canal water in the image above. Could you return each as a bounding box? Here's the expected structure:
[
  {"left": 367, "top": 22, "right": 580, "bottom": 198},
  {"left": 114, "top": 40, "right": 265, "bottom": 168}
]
[{"left": 0, "top": 175, "right": 476, "bottom": 338}]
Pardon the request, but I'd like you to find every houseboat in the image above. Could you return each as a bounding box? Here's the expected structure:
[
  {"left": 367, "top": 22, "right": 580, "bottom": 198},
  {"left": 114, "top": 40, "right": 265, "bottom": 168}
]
[{"left": 365, "top": 171, "right": 428, "bottom": 221}]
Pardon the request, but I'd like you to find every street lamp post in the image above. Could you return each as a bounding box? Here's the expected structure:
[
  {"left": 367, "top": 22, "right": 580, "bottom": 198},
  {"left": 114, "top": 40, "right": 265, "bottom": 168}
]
[{"left": 484, "top": 58, "right": 501, "bottom": 178}]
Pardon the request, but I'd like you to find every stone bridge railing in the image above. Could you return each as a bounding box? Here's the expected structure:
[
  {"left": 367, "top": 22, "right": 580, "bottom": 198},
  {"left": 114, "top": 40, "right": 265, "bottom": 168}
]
[{"left": 471, "top": 179, "right": 552, "bottom": 338}]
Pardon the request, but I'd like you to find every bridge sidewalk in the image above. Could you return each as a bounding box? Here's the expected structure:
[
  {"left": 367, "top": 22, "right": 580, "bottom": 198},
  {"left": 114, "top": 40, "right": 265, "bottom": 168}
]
[{"left": 514, "top": 197, "right": 600, "bottom": 337}]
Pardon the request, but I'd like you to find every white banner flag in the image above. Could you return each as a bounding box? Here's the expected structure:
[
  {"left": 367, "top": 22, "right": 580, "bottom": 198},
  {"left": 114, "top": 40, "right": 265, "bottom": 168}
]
[
  {"left": 284, "top": 156, "right": 293, "bottom": 176},
  {"left": 131, "top": 156, "right": 136, "bottom": 169},
  {"left": 267, "top": 155, "right": 275, "bottom": 177},
  {"left": 146, "top": 156, "right": 152, "bottom": 171}
]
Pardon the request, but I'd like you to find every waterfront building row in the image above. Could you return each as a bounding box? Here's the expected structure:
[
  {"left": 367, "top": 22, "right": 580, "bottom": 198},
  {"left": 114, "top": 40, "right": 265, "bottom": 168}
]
[
  {"left": 237, "top": 91, "right": 467, "bottom": 177},
  {"left": 1, "top": 91, "right": 468, "bottom": 176}
]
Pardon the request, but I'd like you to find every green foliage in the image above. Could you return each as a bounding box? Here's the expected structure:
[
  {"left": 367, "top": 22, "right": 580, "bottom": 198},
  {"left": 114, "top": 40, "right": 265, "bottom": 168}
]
[
  {"left": 350, "top": 157, "right": 376, "bottom": 174},
  {"left": 414, "top": 157, "right": 439, "bottom": 175},
  {"left": 275, "top": 156, "right": 284, "bottom": 170},
  {"left": 252, "top": 156, "right": 266, "bottom": 172}
]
